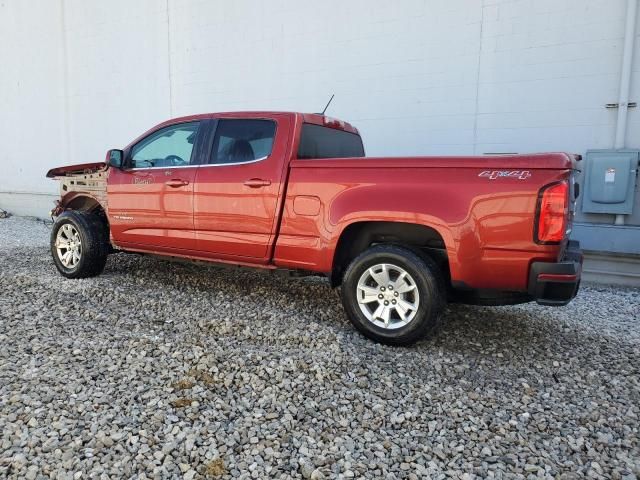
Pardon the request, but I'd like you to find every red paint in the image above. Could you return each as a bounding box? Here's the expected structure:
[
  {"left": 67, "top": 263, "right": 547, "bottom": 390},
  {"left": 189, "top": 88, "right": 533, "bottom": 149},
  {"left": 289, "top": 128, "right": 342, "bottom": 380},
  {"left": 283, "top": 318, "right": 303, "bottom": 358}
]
[
  {"left": 293, "top": 196, "right": 322, "bottom": 216},
  {"left": 50, "top": 111, "right": 580, "bottom": 296},
  {"left": 108, "top": 166, "right": 199, "bottom": 250},
  {"left": 191, "top": 114, "right": 293, "bottom": 260},
  {"left": 275, "top": 160, "right": 571, "bottom": 290}
]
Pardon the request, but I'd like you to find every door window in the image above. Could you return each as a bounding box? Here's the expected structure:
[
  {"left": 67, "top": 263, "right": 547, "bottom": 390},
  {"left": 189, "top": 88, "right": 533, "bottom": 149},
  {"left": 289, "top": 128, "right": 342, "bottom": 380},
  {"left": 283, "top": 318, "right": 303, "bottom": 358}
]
[
  {"left": 130, "top": 122, "right": 200, "bottom": 168},
  {"left": 209, "top": 119, "right": 276, "bottom": 165}
]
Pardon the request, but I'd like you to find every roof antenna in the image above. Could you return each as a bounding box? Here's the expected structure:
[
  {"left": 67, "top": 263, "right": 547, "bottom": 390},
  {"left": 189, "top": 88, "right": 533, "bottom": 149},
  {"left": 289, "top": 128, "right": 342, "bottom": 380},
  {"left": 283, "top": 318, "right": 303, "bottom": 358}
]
[{"left": 319, "top": 94, "right": 335, "bottom": 115}]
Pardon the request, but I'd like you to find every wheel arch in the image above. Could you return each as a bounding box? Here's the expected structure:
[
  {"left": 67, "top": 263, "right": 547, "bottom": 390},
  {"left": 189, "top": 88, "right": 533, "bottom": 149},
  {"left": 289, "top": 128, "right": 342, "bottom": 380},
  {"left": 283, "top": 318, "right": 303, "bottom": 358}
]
[
  {"left": 329, "top": 220, "right": 452, "bottom": 287},
  {"left": 60, "top": 192, "right": 104, "bottom": 212},
  {"left": 54, "top": 193, "right": 111, "bottom": 244}
]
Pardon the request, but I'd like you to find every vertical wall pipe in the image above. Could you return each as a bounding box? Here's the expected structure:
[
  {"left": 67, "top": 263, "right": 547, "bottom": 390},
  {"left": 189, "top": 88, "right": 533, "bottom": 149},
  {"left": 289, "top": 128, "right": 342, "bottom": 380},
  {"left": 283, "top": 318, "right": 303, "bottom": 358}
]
[
  {"left": 614, "top": 0, "right": 638, "bottom": 225},
  {"left": 614, "top": 0, "right": 638, "bottom": 150}
]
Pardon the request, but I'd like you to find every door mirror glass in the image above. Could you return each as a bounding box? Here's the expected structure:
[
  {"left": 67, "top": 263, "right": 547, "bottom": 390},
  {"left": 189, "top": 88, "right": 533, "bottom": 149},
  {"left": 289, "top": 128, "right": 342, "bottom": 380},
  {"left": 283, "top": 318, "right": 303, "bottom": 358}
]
[{"left": 107, "top": 149, "right": 124, "bottom": 169}]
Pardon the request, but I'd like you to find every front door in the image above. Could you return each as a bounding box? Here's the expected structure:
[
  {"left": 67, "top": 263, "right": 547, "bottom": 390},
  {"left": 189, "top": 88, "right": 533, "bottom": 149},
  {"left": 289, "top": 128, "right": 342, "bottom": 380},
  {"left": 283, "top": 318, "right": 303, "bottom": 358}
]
[
  {"left": 193, "top": 116, "right": 292, "bottom": 261},
  {"left": 108, "top": 121, "right": 203, "bottom": 251}
]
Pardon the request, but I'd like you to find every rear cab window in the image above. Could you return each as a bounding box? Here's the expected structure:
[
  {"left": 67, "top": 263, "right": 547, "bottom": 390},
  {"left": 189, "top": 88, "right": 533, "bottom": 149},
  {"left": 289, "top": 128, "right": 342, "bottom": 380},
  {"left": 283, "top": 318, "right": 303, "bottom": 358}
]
[
  {"left": 297, "top": 123, "right": 364, "bottom": 159},
  {"left": 209, "top": 119, "right": 276, "bottom": 165}
]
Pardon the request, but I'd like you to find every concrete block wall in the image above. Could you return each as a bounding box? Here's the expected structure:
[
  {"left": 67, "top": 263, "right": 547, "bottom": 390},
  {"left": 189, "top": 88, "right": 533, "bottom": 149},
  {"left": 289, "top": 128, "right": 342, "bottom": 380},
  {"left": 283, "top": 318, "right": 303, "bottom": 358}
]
[{"left": 0, "top": 0, "right": 638, "bottom": 218}]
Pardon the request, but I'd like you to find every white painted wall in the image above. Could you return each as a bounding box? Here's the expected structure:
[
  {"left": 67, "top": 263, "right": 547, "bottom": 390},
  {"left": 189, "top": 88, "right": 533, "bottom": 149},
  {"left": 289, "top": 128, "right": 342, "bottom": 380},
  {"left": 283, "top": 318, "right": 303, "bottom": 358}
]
[{"left": 1, "top": 0, "right": 638, "bottom": 217}]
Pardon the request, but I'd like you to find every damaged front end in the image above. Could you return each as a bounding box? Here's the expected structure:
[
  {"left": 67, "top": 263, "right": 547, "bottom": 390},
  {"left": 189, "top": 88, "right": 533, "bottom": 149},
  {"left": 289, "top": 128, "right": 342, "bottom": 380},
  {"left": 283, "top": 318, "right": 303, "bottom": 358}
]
[{"left": 46, "top": 162, "right": 109, "bottom": 218}]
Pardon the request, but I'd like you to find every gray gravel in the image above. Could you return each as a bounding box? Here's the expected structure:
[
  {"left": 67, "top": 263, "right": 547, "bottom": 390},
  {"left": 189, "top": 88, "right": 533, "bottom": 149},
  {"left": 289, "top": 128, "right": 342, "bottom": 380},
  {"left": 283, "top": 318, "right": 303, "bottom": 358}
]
[
  {"left": 0, "top": 216, "right": 50, "bottom": 248},
  {"left": 0, "top": 216, "right": 639, "bottom": 479}
]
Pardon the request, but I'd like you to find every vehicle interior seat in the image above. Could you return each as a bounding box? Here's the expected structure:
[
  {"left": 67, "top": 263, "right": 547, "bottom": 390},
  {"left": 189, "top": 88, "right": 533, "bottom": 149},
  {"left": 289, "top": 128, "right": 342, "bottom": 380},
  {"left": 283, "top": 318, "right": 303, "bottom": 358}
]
[{"left": 226, "top": 139, "right": 255, "bottom": 163}]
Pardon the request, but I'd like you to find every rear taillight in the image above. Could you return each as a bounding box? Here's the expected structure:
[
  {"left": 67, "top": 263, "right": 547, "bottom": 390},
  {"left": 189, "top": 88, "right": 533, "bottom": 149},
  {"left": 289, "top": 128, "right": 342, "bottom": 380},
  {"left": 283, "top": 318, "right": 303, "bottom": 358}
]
[{"left": 535, "top": 181, "right": 569, "bottom": 244}]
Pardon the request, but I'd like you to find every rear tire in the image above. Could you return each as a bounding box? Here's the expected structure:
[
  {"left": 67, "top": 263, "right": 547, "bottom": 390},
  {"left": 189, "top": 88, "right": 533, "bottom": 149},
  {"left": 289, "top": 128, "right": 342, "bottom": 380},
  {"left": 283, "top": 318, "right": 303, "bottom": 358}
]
[
  {"left": 50, "top": 211, "right": 109, "bottom": 279},
  {"left": 340, "top": 245, "right": 445, "bottom": 346}
]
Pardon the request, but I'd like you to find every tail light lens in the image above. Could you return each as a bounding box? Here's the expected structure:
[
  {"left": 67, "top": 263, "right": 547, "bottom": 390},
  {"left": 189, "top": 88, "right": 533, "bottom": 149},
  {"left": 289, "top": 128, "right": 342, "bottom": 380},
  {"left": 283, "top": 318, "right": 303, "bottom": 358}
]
[{"left": 535, "top": 181, "right": 569, "bottom": 244}]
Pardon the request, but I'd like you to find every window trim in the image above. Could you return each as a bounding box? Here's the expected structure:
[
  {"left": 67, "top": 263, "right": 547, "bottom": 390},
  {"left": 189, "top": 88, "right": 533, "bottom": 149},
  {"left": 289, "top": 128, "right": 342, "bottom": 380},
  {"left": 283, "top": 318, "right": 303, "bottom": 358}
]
[
  {"left": 128, "top": 164, "right": 201, "bottom": 171},
  {"left": 199, "top": 155, "right": 270, "bottom": 169},
  {"left": 125, "top": 121, "right": 203, "bottom": 170},
  {"left": 206, "top": 118, "right": 278, "bottom": 167}
]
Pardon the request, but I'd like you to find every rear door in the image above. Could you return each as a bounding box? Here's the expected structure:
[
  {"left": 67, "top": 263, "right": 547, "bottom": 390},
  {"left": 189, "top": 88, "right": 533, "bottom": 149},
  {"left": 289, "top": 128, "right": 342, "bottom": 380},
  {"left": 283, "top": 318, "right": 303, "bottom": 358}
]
[
  {"left": 108, "top": 121, "right": 205, "bottom": 251},
  {"left": 193, "top": 115, "right": 292, "bottom": 261}
]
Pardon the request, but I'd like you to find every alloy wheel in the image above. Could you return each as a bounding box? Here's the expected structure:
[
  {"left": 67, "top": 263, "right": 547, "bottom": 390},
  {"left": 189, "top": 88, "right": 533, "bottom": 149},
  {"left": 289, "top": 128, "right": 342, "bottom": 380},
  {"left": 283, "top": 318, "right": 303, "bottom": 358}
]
[
  {"left": 55, "top": 224, "right": 82, "bottom": 269},
  {"left": 356, "top": 263, "right": 420, "bottom": 329}
]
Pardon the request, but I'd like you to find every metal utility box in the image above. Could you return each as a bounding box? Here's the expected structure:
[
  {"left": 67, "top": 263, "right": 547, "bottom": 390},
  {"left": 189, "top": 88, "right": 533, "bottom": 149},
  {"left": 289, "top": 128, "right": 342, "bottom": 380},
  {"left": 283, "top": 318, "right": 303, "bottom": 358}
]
[{"left": 581, "top": 150, "right": 638, "bottom": 214}]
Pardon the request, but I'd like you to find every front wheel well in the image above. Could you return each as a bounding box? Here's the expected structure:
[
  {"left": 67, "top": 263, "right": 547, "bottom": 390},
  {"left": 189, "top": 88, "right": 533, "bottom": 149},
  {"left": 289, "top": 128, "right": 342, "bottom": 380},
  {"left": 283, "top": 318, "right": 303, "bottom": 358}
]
[
  {"left": 59, "top": 195, "right": 110, "bottom": 241},
  {"left": 330, "top": 221, "right": 449, "bottom": 287},
  {"left": 63, "top": 195, "right": 103, "bottom": 213}
]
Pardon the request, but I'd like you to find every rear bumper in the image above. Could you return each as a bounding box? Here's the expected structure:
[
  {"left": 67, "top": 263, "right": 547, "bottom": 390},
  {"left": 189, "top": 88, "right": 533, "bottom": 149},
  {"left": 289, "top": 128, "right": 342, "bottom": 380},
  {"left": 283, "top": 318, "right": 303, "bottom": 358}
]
[{"left": 528, "top": 240, "right": 583, "bottom": 306}]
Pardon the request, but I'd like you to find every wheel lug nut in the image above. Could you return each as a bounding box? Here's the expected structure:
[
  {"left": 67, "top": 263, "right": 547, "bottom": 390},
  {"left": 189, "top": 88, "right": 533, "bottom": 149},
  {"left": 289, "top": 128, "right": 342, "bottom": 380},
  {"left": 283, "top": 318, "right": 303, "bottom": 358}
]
[
  {"left": 384, "top": 301, "right": 389, "bottom": 306},
  {"left": 392, "top": 299, "right": 397, "bottom": 304},
  {"left": 380, "top": 287, "right": 386, "bottom": 291},
  {"left": 378, "top": 294, "right": 384, "bottom": 299},
  {"left": 394, "top": 292, "right": 399, "bottom": 297},
  {"left": 388, "top": 285, "right": 393, "bottom": 290}
]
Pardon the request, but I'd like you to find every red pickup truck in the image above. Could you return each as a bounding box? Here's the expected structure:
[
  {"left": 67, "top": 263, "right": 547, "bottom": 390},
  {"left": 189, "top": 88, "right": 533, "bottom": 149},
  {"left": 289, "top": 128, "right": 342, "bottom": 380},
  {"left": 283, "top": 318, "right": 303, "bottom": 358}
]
[{"left": 47, "top": 111, "right": 582, "bottom": 345}]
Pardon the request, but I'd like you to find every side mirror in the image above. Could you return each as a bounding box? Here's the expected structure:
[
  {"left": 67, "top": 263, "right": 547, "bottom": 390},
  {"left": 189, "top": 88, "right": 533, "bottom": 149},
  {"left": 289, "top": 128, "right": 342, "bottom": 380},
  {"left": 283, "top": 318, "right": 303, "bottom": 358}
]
[{"left": 106, "top": 149, "right": 124, "bottom": 169}]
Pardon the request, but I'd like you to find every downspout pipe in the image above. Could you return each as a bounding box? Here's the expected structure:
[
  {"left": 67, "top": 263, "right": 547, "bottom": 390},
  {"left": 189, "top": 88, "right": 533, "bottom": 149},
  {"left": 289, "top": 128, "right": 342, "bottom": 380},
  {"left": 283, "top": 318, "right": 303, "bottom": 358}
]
[{"left": 614, "top": 0, "right": 638, "bottom": 225}]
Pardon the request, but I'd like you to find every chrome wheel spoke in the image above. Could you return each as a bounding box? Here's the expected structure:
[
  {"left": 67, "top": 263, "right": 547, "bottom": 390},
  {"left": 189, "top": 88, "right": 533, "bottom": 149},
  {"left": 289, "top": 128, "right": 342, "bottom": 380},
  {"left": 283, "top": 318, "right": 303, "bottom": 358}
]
[
  {"left": 394, "top": 274, "right": 415, "bottom": 294},
  {"left": 369, "top": 265, "right": 390, "bottom": 287},
  {"left": 371, "top": 303, "right": 386, "bottom": 322},
  {"left": 393, "top": 306, "right": 408, "bottom": 322},
  {"left": 380, "top": 305, "right": 391, "bottom": 328},
  {"left": 395, "top": 299, "right": 409, "bottom": 318},
  {"left": 397, "top": 298, "right": 417, "bottom": 314},
  {"left": 357, "top": 285, "right": 380, "bottom": 304},
  {"left": 61, "top": 250, "right": 72, "bottom": 266}
]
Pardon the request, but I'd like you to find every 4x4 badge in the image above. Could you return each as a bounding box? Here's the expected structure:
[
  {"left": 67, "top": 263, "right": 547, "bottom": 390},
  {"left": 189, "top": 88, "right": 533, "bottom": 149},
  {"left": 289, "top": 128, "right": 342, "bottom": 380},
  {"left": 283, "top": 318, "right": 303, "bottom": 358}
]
[{"left": 479, "top": 170, "right": 532, "bottom": 180}]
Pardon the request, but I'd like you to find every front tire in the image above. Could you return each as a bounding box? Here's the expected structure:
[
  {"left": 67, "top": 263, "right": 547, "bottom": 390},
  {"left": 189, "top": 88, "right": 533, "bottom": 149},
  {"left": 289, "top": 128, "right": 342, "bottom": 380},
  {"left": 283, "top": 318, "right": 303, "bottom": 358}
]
[
  {"left": 340, "top": 245, "right": 445, "bottom": 346},
  {"left": 50, "top": 211, "right": 108, "bottom": 279}
]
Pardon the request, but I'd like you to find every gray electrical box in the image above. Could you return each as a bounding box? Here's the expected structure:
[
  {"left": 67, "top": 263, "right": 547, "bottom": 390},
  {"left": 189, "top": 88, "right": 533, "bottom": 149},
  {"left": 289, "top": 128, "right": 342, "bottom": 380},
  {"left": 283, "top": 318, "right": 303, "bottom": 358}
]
[{"left": 582, "top": 150, "right": 638, "bottom": 215}]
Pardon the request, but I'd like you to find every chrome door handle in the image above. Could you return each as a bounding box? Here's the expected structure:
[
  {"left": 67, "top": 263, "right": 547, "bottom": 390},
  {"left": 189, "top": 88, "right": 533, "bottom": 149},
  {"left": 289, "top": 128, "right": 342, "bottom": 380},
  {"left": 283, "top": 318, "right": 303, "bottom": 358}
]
[
  {"left": 244, "top": 178, "right": 271, "bottom": 188},
  {"left": 165, "top": 179, "right": 189, "bottom": 188}
]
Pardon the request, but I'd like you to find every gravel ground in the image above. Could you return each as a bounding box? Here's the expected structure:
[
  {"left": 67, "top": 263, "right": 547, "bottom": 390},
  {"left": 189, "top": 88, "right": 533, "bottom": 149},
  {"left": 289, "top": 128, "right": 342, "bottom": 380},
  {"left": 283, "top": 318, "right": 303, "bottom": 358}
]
[{"left": 0, "top": 216, "right": 638, "bottom": 479}]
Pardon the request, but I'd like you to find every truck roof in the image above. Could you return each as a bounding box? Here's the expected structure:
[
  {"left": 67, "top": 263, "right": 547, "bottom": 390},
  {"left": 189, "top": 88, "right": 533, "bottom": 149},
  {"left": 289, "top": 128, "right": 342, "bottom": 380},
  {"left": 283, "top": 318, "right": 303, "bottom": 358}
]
[{"left": 148, "top": 111, "right": 359, "bottom": 135}]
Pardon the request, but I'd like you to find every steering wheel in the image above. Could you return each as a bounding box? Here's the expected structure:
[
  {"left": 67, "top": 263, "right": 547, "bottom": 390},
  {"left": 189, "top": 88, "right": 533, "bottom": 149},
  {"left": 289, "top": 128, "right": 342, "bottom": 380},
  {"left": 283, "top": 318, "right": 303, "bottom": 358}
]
[{"left": 165, "top": 155, "right": 186, "bottom": 166}]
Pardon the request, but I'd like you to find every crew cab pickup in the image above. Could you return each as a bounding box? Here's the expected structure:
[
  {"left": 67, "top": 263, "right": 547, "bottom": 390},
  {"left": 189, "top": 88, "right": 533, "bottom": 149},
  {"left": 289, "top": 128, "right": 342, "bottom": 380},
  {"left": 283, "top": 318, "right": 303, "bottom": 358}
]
[{"left": 47, "top": 111, "right": 582, "bottom": 345}]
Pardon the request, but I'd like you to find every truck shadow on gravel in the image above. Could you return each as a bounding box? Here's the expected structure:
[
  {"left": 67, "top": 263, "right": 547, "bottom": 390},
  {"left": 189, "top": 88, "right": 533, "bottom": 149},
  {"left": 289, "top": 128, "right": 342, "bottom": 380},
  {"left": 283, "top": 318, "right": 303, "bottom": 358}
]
[
  {"left": 9, "top": 247, "right": 631, "bottom": 368},
  {"left": 97, "top": 253, "right": 625, "bottom": 361},
  {"left": 7, "top": 245, "right": 628, "bottom": 366}
]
